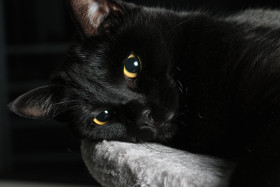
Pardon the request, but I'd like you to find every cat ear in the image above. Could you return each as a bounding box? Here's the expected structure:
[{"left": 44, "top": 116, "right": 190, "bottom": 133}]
[
  {"left": 8, "top": 85, "right": 61, "bottom": 119},
  {"left": 69, "top": 0, "right": 125, "bottom": 37}
]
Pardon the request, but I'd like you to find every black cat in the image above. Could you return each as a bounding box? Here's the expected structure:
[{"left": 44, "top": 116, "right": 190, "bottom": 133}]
[{"left": 8, "top": 0, "right": 280, "bottom": 186}]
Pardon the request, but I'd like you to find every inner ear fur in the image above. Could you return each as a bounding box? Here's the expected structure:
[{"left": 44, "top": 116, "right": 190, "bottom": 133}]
[
  {"left": 69, "top": 0, "right": 125, "bottom": 37},
  {"left": 8, "top": 85, "right": 61, "bottom": 120}
]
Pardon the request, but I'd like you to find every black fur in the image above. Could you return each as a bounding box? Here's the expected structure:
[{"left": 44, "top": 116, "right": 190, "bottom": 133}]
[{"left": 8, "top": 1, "right": 280, "bottom": 186}]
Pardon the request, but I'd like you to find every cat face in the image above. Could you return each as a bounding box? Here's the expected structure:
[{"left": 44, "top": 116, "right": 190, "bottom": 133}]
[{"left": 9, "top": 0, "right": 179, "bottom": 143}]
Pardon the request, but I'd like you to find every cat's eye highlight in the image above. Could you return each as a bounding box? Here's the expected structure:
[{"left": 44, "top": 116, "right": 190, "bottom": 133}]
[
  {"left": 123, "top": 53, "right": 141, "bottom": 79},
  {"left": 93, "top": 110, "right": 112, "bottom": 126}
]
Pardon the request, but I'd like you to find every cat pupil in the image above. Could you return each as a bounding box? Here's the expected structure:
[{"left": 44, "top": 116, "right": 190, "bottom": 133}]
[
  {"left": 125, "top": 57, "right": 140, "bottom": 73},
  {"left": 93, "top": 110, "right": 112, "bottom": 125},
  {"left": 97, "top": 110, "right": 110, "bottom": 121}
]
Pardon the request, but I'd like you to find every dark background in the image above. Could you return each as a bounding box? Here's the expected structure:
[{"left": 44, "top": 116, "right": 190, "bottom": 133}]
[{"left": 0, "top": 0, "right": 279, "bottom": 186}]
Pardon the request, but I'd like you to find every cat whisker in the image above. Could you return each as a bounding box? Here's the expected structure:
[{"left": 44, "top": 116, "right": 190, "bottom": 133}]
[
  {"left": 177, "top": 80, "right": 183, "bottom": 88},
  {"left": 173, "top": 113, "right": 186, "bottom": 118},
  {"left": 172, "top": 117, "right": 187, "bottom": 126},
  {"left": 167, "top": 18, "right": 191, "bottom": 36},
  {"left": 176, "top": 66, "right": 182, "bottom": 72},
  {"left": 197, "top": 113, "right": 204, "bottom": 119},
  {"left": 45, "top": 105, "right": 82, "bottom": 120},
  {"left": 52, "top": 100, "right": 80, "bottom": 106},
  {"left": 178, "top": 86, "right": 183, "bottom": 93}
]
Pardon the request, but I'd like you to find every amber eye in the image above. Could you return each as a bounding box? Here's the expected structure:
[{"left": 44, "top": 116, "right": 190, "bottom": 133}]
[
  {"left": 93, "top": 110, "right": 113, "bottom": 126},
  {"left": 123, "top": 53, "right": 141, "bottom": 79}
]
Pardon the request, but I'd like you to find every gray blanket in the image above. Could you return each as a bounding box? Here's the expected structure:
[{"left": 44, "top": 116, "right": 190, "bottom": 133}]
[{"left": 81, "top": 140, "right": 234, "bottom": 187}]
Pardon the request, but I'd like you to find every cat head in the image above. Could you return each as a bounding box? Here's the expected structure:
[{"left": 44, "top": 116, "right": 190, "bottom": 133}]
[{"left": 9, "top": 0, "right": 179, "bottom": 143}]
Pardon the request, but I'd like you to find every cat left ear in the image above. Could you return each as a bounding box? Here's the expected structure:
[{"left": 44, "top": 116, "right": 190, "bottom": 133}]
[
  {"left": 8, "top": 85, "right": 61, "bottom": 120},
  {"left": 69, "top": 0, "right": 125, "bottom": 37}
]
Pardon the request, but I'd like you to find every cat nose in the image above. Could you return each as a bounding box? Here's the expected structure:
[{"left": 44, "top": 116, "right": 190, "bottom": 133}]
[
  {"left": 141, "top": 109, "right": 175, "bottom": 127},
  {"left": 142, "top": 109, "right": 165, "bottom": 127}
]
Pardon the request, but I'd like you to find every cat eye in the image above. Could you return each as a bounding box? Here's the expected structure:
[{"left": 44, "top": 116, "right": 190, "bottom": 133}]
[
  {"left": 123, "top": 53, "right": 141, "bottom": 79},
  {"left": 93, "top": 110, "right": 113, "bottom": 126}
]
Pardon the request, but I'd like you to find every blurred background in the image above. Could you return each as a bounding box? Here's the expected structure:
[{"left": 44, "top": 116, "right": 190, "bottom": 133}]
[{"left": 0, "top": 0, "right": 279, "bottom": 186}]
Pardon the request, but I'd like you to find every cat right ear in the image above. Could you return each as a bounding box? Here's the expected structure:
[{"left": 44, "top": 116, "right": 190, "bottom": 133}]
[{"left": 68, "top": 0, "right": 125, "bottom": 37}]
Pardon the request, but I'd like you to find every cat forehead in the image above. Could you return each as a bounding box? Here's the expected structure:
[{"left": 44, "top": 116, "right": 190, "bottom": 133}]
[
  {"left": 51, "top": 6, "right": 174, "bottom": 98},
  {"left": 58, "top": 23, "right": 172, "bottom": 84}
]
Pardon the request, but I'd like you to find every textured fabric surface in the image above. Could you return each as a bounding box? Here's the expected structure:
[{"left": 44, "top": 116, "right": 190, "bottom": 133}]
[{"left": 81, "top": 140, "right": 234, "bottom": 187}]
